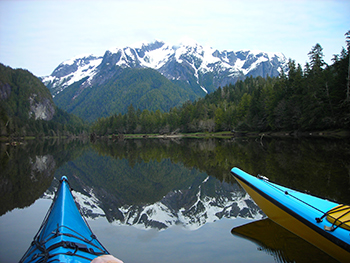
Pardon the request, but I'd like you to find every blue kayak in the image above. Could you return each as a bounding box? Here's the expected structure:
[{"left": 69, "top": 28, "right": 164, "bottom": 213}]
[
  {"left": 231, "top": 167, "right": 350, "bottom": 262},
  {"left": 20, "top": 176, "right": 109, "bottom": 263}
]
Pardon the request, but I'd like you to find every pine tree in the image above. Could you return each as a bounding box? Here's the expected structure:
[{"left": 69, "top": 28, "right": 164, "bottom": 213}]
[
  {"left": 126, "top": 104, "right": 137, "bottom": 133},
  {"left": 308, "top": 43, "right": 326, "bottom": 74}
]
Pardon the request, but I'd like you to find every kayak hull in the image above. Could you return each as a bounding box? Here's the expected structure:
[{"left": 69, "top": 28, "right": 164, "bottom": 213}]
[
  {"left": 20, "top": 176, "right": 109, "bottom": 263},
  {"left": 231, "top": 167, "right": 350, "bottom": 262}
]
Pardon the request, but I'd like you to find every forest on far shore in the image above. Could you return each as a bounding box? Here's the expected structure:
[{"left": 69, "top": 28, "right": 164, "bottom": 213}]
[{"left": 91, "top": 35, "right": 350, "bottom": 136}]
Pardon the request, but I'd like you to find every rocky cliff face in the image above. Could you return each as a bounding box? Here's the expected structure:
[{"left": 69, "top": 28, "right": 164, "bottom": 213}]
[
  {"left": 0, "top": 63, "right": 56, "bottom": 122},
  {"left": 30, "top": 155, "right": 56, "bottom": 182},
  {"left": 29, "top": 95, "right": 55, "bottom": 121},
  {"left": 0, "top": 81, "right": 11, "bottom": 100}
]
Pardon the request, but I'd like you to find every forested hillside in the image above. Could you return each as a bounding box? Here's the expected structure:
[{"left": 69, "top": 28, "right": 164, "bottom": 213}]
[
  {"left": 0, "top": 64, "right": 88, "bottom": 137},
  {"left": 44, "top": 40, "right": 287, "bottom": 113},
  {"left": 53, "top": 67, "right": 198, "bottom": 122},
  {"left": 91, "top": 41, "right": 350, "bottom": 135}
]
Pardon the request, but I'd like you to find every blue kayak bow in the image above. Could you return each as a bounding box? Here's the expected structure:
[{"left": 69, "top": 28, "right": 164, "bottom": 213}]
[{"left": 20, "top": 176, "right": 109, "bottom": 263}]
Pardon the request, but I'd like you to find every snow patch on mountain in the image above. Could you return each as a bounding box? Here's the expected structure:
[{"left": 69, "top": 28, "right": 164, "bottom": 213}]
[
  {"left": 42, "top": 55, "right": 102, "bottom": 96},
  {"left": 73, "top": 190, "right": 105, "bottom": 218}
]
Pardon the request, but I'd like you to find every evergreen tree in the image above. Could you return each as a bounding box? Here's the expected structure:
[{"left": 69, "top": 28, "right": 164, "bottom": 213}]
[
  {"left": 308, "top": 43, "right": 326, "bottom": 74},
  {"left": 126, "top": 104, "right": 137, "bottom": 133}
]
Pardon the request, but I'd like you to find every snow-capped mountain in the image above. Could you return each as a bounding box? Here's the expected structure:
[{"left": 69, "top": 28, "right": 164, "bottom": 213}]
[
  {"left": 44, "top": 176, "right": 265, "bottom": 231},
  {"left": 43, "top": 54, "right": 103, "bottom": 96},
  {"left": 43, "top": 40, "right": 288, "bottom": 97},
  {"left": 113, "top": 187, "right": 264, "bottom": 231}
]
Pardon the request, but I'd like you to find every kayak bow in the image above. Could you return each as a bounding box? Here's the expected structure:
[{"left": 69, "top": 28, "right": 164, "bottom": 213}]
[
  {"left": 231, "top": 167, "right": 350, "bottom": 262},
  {"left": 20, "top": 176, "right": 109, "bottom": 263}
]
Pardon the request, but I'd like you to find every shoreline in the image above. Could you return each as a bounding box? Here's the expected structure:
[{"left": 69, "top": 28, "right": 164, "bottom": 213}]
[
  {"left": 1, "top": 129, "right": 349, "bottom": 143},
  {"left": 106, "top": 129, "right": 350, "bottom": 140}
]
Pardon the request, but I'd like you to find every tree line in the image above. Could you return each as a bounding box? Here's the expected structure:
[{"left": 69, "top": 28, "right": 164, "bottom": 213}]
[{"left": 91, "top": 35, "right": 350, "bottom": 136}]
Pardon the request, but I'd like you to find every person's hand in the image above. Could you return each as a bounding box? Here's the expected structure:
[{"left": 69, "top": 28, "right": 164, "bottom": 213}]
[{"left": 91, "top": 255, "right": 124, "bottom": 263}]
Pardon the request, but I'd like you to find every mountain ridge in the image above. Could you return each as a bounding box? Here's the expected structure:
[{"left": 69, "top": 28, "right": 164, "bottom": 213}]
[
  {"left": 43, "top": 176, "right": 264, "bottom": 231},
  {"left": 42, "top": 40, "right": 288, "bottom": 121},
  {"left": 43, "top": 40, "right": 288, "bottom": 97}
]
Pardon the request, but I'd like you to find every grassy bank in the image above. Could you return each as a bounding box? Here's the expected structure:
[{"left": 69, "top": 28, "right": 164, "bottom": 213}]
[{"left": 106, "top": 129, "right": 350, "bottom": 140}]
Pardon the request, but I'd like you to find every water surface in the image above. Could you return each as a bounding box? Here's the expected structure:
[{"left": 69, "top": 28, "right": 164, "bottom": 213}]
[{"left": 1, "top": 137, "right": 349, "bottom": 262}]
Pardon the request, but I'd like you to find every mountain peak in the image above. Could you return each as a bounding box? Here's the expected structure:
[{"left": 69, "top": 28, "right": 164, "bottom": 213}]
[
  {"left": 61, "top": 53, "right": 97, "bottom": 66},
  {"left": 43, "top": 39, "right": 288, "bottom": 109}
]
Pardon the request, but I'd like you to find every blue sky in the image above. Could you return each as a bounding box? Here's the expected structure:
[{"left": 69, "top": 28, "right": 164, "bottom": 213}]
[{"left": 0, "top": 0, "right": 349, "bottom": 76}]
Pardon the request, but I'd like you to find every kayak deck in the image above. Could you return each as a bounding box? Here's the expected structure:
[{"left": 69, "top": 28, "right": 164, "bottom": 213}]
[
  {"left": 20, "top": 176, "right": 109, "bottom": 263},
  {"left": 231, "top": 167, "right": 350, "bottom": 262}
]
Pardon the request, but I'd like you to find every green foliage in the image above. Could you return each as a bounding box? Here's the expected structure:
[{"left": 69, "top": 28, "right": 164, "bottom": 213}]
[
  {"left": 91, "top": 40, "right": 350, "bottom": 135},
  {"left": 55, "top": 147, "right": 206, "bottom": 205},
  {"left": 88, "top": 138, "right": 350, "bottom": 204},
  {"left": 3, "top": 137, "right": 350, "bottom": 214},
  {"left": 54, "top": 67, "right": 199, "bottom": 122},
  {"left": 0, "top": 64, "right": 88, "bottom": 137},
  {"left": 0, "top": 139, "right": 91, "bottom": 215}
]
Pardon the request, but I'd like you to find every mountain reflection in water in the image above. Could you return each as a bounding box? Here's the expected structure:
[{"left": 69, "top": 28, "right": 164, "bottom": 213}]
[
  {"left": 52, "top": 149, "right": 265, "bottom": 230},
  {"left": 1, "top": 137, "right": 350, "bottom": 262}
]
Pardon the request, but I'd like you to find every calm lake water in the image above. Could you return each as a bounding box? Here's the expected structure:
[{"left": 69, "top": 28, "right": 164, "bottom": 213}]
[{"left": 1, "top": 137, "right": 349, "bottom": 263}]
